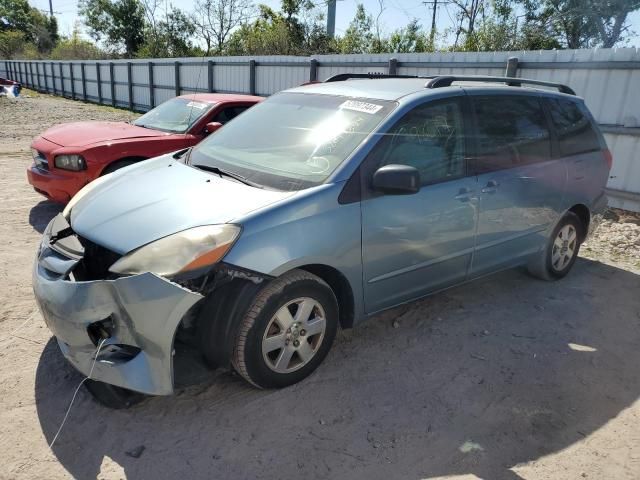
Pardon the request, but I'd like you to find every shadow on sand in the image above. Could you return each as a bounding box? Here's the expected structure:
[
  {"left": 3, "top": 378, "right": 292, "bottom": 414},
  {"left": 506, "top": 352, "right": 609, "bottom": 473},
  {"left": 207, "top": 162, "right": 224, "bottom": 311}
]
[
  {"left": 35, "top": 258, "right": 640, "bottom": 479},
  {"left": 29, "top": 200, "right": 63, "bottom": 233}
]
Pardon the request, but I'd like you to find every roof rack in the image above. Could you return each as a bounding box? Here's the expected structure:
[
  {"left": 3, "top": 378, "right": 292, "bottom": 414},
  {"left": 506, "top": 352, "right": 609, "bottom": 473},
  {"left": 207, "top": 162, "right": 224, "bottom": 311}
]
[
  {"left": 325, "top": 73, "right": 427, "bottom": 82},
  {"left": 425, "top": 75, "right": 576, "bottom": 95}
]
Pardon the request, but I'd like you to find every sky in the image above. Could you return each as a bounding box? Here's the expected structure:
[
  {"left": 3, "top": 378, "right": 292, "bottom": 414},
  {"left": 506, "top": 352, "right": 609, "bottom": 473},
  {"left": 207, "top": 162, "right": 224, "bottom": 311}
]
[{"left": 27, "top": 0, "right": 640, "bottom": 48}]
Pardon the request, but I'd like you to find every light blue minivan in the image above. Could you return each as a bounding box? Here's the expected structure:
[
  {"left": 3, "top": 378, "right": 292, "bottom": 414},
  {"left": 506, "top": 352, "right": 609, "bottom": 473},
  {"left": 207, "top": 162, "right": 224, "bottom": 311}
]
[{"left": 33, "top": 75, "right": 610, "bottom": 407}]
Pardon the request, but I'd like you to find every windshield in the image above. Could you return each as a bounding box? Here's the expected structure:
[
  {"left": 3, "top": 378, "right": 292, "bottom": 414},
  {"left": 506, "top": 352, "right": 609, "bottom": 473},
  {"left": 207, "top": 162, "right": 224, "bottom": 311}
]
[
  {"left": 134, "top": 98, "right": 214, "bottom": 133},
  {"left": 189, "top": 93, "right": 396, "bottom": 190}
]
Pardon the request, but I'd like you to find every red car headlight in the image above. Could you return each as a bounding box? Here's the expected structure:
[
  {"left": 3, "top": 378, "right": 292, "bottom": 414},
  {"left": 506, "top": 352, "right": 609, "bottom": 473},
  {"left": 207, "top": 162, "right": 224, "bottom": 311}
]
[{"left": 54, "top": 154, "right": 86, "bottom": 171}]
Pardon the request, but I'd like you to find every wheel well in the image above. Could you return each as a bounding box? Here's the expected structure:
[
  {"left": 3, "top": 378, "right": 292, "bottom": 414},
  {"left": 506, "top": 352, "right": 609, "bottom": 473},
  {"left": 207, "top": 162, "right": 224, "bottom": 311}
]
[
  {"left": 568, "top": 204, "right": 590, "bottom": 240},
  {"left": 297, "top": 264, "right": 355, "bottom": 329},
  {"left": 100, "top": 156, "right": 147, "bottom": 176}
]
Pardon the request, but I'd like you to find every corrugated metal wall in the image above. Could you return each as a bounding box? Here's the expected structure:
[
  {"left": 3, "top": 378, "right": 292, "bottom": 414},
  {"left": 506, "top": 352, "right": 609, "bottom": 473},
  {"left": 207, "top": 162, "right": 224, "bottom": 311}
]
[{"left": 2, "top": 49, "right": 639, "bottom": 211}]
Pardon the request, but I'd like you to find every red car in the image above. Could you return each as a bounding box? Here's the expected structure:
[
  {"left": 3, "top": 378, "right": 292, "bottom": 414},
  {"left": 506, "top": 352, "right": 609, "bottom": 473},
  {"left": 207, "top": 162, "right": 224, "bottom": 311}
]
[{"left": 27, "top": 93, "right": 263, "bottom": 203}]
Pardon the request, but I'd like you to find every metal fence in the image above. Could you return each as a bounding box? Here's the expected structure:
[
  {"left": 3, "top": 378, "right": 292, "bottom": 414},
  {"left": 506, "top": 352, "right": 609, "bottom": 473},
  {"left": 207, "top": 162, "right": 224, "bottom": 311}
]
[{"left": 2, "top": 49, "right": 640, "bottom": 211}]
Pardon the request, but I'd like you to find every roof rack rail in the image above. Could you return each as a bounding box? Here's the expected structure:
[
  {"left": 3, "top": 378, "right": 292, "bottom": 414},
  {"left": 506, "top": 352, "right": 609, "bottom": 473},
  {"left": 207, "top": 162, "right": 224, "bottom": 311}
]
[
  {"left": 425, "top": 75, "right": 576, "bottom": 95},
  {"left": 325, "top": 73, "right": 426, "bottom": 82}
]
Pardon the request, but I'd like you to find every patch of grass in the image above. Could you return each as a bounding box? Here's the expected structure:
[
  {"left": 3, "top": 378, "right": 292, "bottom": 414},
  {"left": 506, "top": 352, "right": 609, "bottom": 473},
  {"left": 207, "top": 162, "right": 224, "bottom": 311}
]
[{"left": 20, "top": 88, "right": 42, "bottom": 98}]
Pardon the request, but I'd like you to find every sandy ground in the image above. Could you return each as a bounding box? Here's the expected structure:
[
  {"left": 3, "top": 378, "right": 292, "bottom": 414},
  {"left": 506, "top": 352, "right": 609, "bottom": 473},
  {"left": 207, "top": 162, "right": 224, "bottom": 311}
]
[{"left": 1, "top": 93, "right": 639, "bottom": 480}]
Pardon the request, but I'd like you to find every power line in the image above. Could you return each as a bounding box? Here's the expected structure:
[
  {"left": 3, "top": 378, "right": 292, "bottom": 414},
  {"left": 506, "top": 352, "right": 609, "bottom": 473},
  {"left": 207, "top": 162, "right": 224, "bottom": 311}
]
[{"left": 423, "top": 0, "right": 451, "bottom": 44}]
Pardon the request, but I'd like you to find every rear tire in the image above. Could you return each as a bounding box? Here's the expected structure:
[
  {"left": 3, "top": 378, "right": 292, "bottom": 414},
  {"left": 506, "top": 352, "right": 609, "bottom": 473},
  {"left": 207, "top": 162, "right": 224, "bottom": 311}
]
[
  {"left": 84, "top": 379, "right": 146, "bottom": 409},
  {"left": 527, "top": 212, "right": 584, "bottom": 281},
  {"left": 232, "top": 269, "right": 339, "bottom": 389}
]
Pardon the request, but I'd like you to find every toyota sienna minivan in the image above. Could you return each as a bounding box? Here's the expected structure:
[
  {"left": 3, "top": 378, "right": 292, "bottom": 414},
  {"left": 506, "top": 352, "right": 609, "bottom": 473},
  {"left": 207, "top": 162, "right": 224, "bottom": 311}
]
[{"left": 33, "top": 74, "right": 610, "bottom": 407}]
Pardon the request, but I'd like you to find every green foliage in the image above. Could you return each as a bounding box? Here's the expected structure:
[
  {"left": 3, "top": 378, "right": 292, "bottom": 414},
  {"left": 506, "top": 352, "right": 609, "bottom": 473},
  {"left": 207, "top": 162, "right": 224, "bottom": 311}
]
[
  {"left": 388, "top": 19, "right": 432, "bottom": 53},
  {"left": 225, "top": 2, "right": 337, "bottom": 55},
  {"left": 338, "top": 4, "right": 374, "bottom": 54},
  {"left": 3, "top": 0, "right": 639, "bottom": 61},
  {"left": 0, "top": 29, "right": 27, "bottom": 59},
  {"left": 50, "top": 30, "right": 106, "bottom": 59},
  {"left": 0, "top": 0, "right": 58, "bottom": 54},
  {"left": 79, "top": 0, "right": 145, "bottom": 57},
  {"left": 519, "top": 0, "right": 640, "bottom": 49},
  {"left": 0, "top": 0, "right": 33, "bottom": 32},
  {"left": 137, "top": 7, "right": 198, "bottom": 58}
]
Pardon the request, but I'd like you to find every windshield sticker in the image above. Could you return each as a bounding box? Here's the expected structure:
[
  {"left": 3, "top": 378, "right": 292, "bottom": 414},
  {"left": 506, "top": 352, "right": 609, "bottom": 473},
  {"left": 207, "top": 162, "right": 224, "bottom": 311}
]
[
  {"left": 186, "top": 101, "right": 207, "bottom": 110},
  {"left": 340, "top": 100, "right": 383, "bottom": 114}
]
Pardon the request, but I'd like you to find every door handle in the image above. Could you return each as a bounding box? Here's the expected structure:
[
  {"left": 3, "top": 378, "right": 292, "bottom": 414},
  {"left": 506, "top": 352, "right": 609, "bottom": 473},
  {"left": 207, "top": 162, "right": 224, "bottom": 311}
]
[
  {"left": 481, "top": 180, "right": 499, "bottom": 194},
  {"left": 454, "top": 187, "right": 475, "bottom": 201}
]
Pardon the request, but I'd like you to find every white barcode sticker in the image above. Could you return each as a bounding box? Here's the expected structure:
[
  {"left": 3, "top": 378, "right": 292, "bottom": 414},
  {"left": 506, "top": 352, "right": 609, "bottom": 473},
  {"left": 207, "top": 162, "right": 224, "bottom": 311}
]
[
  {"left": 186, "top": 101, "right": 207, "bottom": 110},
  {"left": 339, "top": 100, "right": 383, "bottom": 114}
]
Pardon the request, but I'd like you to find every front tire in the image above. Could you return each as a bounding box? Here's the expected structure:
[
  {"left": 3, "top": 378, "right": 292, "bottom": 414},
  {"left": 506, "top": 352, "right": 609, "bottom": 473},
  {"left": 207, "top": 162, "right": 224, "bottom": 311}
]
[
  {"left": 528, "top": 212, "right": 584, "bottom": 280},
  {"left": 101, "top": 159, "right": 137, "bottom": 176},
  {"left": 232, "top": 269, "right": 338, "bottom": 389}
]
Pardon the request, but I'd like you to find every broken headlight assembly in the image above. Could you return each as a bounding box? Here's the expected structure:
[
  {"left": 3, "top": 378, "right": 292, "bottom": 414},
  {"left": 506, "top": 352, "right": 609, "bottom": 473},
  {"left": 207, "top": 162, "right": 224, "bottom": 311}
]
[
  {"left": 54, "top": 154, "right": 86, "bottom": 171},
  {"left": 108, "top": 224, "right": 241, "bottom": 277}
]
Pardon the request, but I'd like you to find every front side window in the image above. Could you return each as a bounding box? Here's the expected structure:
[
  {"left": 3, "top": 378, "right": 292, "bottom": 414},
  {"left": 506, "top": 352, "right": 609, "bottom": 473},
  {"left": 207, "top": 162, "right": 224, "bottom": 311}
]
[
  {"left": 190, "top": 93, "right": 396, "bottom": 191},
  {"left": 134, "top": 98, "right": 214, "bottom": 133},
  {"left": 211, "top": 106, "right": 250, "bottom": 124},
  {"left": 546, "top": 98, "right": 601, "bottom": 157},
  {"left": 471, "top": 95, "right": 551, "bottom": 173},
  {"left": 367, "top": 98, "right": 466, "bottom": 186}
]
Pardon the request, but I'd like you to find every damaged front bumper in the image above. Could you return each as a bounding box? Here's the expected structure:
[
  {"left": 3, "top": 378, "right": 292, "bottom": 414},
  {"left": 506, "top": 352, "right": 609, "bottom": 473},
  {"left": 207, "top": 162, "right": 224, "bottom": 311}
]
[{"left": 32, "top": 214, "right": 203, "bottom": 395}]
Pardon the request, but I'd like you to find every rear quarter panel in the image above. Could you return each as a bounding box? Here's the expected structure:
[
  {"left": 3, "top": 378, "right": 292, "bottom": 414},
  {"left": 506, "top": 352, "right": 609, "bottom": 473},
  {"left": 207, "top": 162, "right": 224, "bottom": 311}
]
[{"left": 560, "top": 105, "right": 610, "bottom": 216}]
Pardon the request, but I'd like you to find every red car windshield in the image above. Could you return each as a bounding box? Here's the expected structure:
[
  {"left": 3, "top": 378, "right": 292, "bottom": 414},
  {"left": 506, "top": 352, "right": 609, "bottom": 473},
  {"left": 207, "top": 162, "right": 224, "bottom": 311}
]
[{"left": 134, "top": 98, "right": 214, "bottom": 133}]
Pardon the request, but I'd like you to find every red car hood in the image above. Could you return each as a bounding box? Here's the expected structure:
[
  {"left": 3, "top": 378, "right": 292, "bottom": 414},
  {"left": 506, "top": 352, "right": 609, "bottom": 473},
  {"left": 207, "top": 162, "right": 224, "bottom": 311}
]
[{"left": 41, "top": 121, "right": 170, "bottom": 147}]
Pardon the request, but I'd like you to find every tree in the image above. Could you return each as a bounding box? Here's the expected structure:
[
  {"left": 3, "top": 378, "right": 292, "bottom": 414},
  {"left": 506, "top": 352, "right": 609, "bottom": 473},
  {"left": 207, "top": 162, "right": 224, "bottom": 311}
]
[
  {"left": 0, "top": 30, "right": 26, "bottom": 59},
  {"left": 224, "top": 1, "right": 334, "bottom": 55},
  {"left": 79, "top": 0, "right": 145, "bottom": 57},
  {"left": 519, "top": 0, "right": 640, "bottom": 49},
  {"left": 449, "top": 0, "right": 486, "bottom": 47},
  {"left": 50, "top": 27, "right": 106, "bottom": 59},
  {"left": 138, "top": 6, "right": 198, "bottom": 57},
  {"left": 225, "top": 5, "right": 292, "bottom": 55},
  {"left": 338, "top": 4, "right": 375, "bottom": 53},
  {"left": 0, "top": 0, "right": 58, "bottom": 54},
  {"left": 192, "top": 0, "right": 253, "bottom": 53},
  {"left": 388, "top": 19, "right": 430, "bottom": 53}
]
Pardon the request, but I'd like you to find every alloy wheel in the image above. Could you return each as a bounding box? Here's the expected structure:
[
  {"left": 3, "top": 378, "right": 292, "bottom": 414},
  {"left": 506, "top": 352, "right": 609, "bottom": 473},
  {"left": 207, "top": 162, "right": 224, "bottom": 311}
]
[
  {"left": 551, "top": 224, "right": 577, "bottom": 271},
  {"left": 261, "top": 297, "right": 326, "bottom": 374}
]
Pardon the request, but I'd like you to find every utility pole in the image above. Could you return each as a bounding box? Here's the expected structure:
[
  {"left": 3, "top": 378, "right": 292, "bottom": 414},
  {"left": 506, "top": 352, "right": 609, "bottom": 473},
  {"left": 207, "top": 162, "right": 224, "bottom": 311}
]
[
  {"left": 423, "top": 0, "right": 450, "bottom": 47},
  {"left": 49, "top": 0, "right": 53, "bottom": 17},
  {"left": 327, "top": 0, "right": 336, "bottom": 38}
]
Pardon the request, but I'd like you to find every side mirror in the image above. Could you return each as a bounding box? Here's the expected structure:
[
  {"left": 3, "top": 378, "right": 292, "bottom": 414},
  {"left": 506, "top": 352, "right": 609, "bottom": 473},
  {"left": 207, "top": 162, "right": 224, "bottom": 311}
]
[
  {"left": 205, "top": 122, "right": 223, "bottom": 134},
  {"left": 372, "top": 164, "right": 420, "bottom": 195}
]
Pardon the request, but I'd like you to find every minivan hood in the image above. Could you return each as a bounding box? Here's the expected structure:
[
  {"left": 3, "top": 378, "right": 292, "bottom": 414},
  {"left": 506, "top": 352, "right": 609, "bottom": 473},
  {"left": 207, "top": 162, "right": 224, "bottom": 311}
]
[
  {"left": 70, "top": 155, "right": 293, "bottom": 254},
  {"left": 42, "top": 121, "right": 169, "bottom": 147}
]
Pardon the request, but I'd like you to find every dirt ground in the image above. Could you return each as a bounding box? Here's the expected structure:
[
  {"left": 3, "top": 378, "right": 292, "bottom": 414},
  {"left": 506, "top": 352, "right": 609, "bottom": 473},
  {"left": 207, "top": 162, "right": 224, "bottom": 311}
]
[{"left": 1, "top": 93, "right": 639, "bottom": 480}]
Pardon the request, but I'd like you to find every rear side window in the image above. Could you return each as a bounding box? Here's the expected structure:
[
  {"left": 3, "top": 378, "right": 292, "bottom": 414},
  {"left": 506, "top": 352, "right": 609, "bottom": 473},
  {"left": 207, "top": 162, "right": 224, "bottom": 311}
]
[
  {"left": 545, "top": 98, "right": 601, "bottom": 157},
  {"left": 471, "top": 95, "right": 552, "bottom": 173}
]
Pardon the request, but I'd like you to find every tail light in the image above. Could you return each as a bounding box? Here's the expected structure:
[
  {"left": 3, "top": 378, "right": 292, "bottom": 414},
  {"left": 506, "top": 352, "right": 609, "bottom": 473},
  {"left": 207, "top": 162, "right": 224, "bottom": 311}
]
[{"left": 603, "top": 149, "right": 613, "bottom": 170}]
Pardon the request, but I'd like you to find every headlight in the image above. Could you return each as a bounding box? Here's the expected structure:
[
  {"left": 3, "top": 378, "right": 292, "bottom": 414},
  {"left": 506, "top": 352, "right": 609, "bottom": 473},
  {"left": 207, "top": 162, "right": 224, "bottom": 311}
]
[
  {"left": 54, "top": 154, "right": 86, "bottom": 171},
  {"left": 109, "top": 224, "right": 241, "bottom": 277},
  {"left": 63, "top": 172, "right": 114, "bottom": 219}
]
